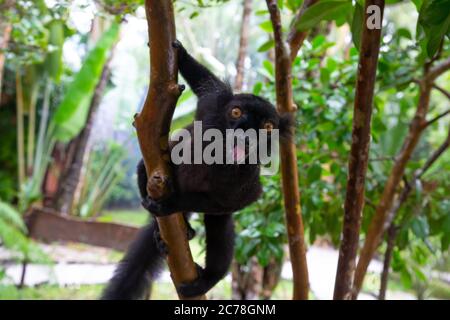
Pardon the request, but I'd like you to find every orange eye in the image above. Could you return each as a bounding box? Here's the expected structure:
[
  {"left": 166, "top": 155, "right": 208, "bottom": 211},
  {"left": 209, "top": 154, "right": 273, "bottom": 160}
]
[
  {"left": 230, "top": 107, "right": 242, "bottom": 119},
  {"left": 264, "top": 122, "right": 274, "bottom": 132}
]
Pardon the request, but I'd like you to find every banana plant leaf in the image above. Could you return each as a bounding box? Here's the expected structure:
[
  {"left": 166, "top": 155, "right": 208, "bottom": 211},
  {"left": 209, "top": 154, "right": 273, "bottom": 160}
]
[
  {"left": 45, "top": 19, "right": 65, "bottom": 83},
  {"left": 50, "top": 22, "right": 120, "bottom": 142}
]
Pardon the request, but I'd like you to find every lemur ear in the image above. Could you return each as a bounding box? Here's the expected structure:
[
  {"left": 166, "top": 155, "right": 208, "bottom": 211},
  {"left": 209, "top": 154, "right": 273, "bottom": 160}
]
[{"left": 278, "top": 112, "right": 295, "bottom": 141}]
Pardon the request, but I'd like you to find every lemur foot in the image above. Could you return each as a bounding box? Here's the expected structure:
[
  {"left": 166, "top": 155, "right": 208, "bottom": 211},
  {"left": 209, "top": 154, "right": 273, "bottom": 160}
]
[
  {"left": 177, "top": 264, "right": 211, "bottom": 297},
  {"left": 141, "top": 196, "right": 175, "bottom": 217}
]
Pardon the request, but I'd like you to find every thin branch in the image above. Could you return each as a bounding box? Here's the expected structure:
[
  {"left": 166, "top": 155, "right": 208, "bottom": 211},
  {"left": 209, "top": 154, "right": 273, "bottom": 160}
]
[
  {"left": 425, "top": 109, "right": 450, "bottom": 127},
  {"left": 286, "top": 0, "right": 318, "bottom": 62},
  {"left": 378, "top": 224, "right": 397, "bottom": 300},
  {"left": 234, "top": 0, "right": 252, "bottom": 92},
  {"left": 333, "top": 0, "right": 385, "bottom": 300},
  {"left": 352, "top": 48, "right": 438, "bottom": 300},
  {"left": 134, "top": 0, "right": 205, "bottom": 300},
  {"left": 266, "top": 0, "right": 309, "bottom": 300},
  {"left": 378, "top": 128, "right": 450, "bottom": 301},
  {"left": 432, "top": 84, "right": 450, "bottom": 101},
  {"left": 426, "top": 57, "right": 450, "bottom": 82},
  {"left": 416, "top": 126, "right": 450, "bottom": 179}
]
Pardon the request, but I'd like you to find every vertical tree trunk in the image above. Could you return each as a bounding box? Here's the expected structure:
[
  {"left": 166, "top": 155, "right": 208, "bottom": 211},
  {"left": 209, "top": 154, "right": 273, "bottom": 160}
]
[
  {"left": 15, "top": 71, "right": 26, "bottom": 190},
  {"left": 0, "top": 22, "right": 12, "bottom": 106},
  {"left": 378, "top": 224, "right": 397, "bottom": 300},
  {"left": 266, "top": 0, "right": 309, "bottom": 300},
  {"left": 261, "top": 257, "right": 283, "bottom": 299},
  {"left": 231, "top": 258, "right": 263, "bottom": 300},
  {"left": 234, "top": 0, "right": 252, "bottom": 92},
  {"left": 53, "top": 52, "right": 115, "bottom": 215},
  {"left": 352, "top": 57, "right": 450, "bottom": 298},
  {"left": 333, "top": 0, "right": 385, "bottom": 300},
  {"left": 134, "top": 0, "right": 204, "bottom": 300}
]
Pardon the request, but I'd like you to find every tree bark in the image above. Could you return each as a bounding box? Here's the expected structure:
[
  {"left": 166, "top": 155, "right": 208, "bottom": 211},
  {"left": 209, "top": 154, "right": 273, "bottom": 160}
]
[
  {"left": 234, "top": 0, "right": 252, "bottom": 92},
  {"left": 378, "top": 224, "right": 397, "bottom": 300},
  {"left": 333, "top": 0, "right": 385, "bottom": 300},
  {"left": 53, "top": 51, "right": 115, "bottom": 215},
  {"left": 0, "top": 22, "right": 12, "bottom": 106},
  {"left": 266, "top": 0, "right": 309, "bottom": 300},
  {"left": 134, "top": 0, "right": 205, "bottom": 300},
  {"left": 261, "top": 257, "right": 283, "bottom": 299},
  {"left": 16, "top": 71, "right": 26, "bottom": 190},
  {"left": 352, "top": 58, "right": 450, "bottom": 298},
  {"left": 286, "top": 0, "right": 318, "bottom": 62},
  {"left": 231, "top": 258, "right": 263, "bottom": 300}
]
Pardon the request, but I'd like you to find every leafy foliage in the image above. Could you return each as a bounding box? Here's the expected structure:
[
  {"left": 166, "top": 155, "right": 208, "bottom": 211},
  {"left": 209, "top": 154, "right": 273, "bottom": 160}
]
[
  {"left": 51, "top": 22, "right": 120, "bottom": 142},
  {"left": 0, "top": 200, "right": 50, "bottom": 281}
]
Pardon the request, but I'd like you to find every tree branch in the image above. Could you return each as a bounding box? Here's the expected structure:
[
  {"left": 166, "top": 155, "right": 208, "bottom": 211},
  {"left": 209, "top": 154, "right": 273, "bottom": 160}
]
[
  {"left": 333, "top": 0, "right": 385, "bottom": 300},
  {"left": 234, "top": 0, "right": 252, "bottom": 92},
  {"left": 425, "top": 109, "right": 450, "bottom": 127},
  {"left": 433, "top": 84, "right": 450, "bottom": 101},
  {"left": 134, "top": 0, "right": 205, "bottom": 300},
  {"left": 286, "top": 0, "right": 318, "bottom": 62},
  {"left": 352, "top": 48, "right": 439, "bottom": 300},
  {"left": 426, "top": 57, "right": 450, "bottom": 82},
  {"left": 376, "top": 128, "right": 449, "bottom": 300},
  {"left": 266, "top": 0, "right": 309, "bottom": 300},
  {"left": 378, "top": 223, "right": 397, "bottom": 300}
]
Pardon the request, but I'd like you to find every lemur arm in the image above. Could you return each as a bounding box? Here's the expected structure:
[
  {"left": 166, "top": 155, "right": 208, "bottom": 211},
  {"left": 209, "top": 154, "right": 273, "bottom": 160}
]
[
  {"left": 141, "top": 192, "right": 232, "bottom": 216},
  {"left": 174, "top": 41, "right": 229, "bottom": 98}
]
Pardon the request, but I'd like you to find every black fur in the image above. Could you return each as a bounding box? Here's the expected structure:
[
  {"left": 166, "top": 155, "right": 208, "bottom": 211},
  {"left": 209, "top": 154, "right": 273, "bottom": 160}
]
[{"left": 101, "top": 41, "right": 293, "bottom": 299}]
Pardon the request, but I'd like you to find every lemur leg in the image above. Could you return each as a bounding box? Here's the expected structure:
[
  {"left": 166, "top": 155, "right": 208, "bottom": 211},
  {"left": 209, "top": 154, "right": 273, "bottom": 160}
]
[{"left": 178, "top": 213, "right": 234, "bottom": 297}]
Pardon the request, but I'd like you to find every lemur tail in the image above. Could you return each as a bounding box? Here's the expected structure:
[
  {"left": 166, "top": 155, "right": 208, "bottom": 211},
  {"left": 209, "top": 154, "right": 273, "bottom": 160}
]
[{"left": 101, "top": 220, "right": 164, "bottom": 300}]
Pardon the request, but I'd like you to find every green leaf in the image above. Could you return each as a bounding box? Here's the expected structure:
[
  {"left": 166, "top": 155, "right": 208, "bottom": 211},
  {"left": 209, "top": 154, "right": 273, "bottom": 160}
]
[
  {"left": 257, "top": 39, "right": 274, "bottom": 52},
  {"left": 257, "top": 247, "right": 270, "bottom": 267},
  {"left": 253, "top": 82, "right": 263, "bottom": 95},
  {"left": 259, "top": 20, "right": 274, "bottom": 33},
  {"left": 307, "top": 163, "right": 322, "bottom": 183},
  {"left": 397, "top": 28, "right": 412, "bottom": 40},
  {"left": 295, "top": 0, "right": 352, "bottom": 31},
  {"left": 0, "top": 201, "right": 26, "bottom": 232},
  {"left": 320, "top": 68, "right": 330, "bottom": 85},
  {"left": 411, "top": 216, "right": 430, "bottom": 239},
  {"left": 45, "top": 20, "right": 65, "bottom": 83},
  {"left": 51, "top": 22, "right": 120, "bottom": 142},
  {"left": 351, "top": 2, "right": 363, "bottom": 50},
  {"left": 418, "top": 0, "right": 450, "bottom": 57},
  {"left": 262, "top": 60, "right": 274, "bottom": 76},
  {"left": 400, "top": 267, "right": 413, "bottom": 289},
  {"left": 412, "top": 266, "right": 427, "bottom": 282}
]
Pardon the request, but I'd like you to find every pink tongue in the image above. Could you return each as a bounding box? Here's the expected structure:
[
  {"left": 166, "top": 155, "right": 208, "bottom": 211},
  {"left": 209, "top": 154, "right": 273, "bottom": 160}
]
[{"left": 233, "top": 146, "right": 246, "bottom": 162}]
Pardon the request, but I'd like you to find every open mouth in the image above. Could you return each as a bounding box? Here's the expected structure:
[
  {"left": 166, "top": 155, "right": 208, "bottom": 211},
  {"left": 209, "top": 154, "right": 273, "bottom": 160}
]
[
  {"left": 231, "top": 139, "right": 258, "bottom": 163},
  {"left": 232, "top": 145, "right": 247, "bottom": 162}
]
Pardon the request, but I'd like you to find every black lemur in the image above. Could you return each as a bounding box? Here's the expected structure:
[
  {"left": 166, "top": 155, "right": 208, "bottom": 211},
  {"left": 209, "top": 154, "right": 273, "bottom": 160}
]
[{"left": 101, "top": 41, "right": 293, "bottom": 299}]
